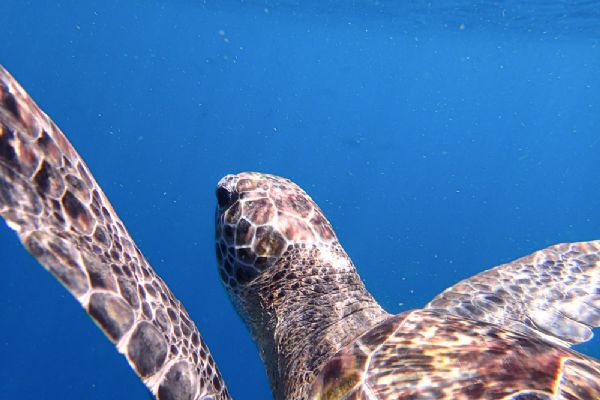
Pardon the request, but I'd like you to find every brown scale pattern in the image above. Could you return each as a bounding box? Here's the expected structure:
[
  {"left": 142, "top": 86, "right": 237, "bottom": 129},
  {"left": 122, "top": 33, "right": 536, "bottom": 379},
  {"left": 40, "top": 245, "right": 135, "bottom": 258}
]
[
  {"left": 426, "top": 241, "right": 600, "bottom": 346},
  {"left": 239, "top": 243, "right": 388, "bottom": 400},
  {"left": 215, "top": 173, "right": 389, "bottom": 399},
  {"left": 215, "top": 172, "right": 339, "bottom": 289},
  {"left": 311, "top": 310, "right": 600, "bottom": 400},
  {"left": 0, "top": 65, "right": 230, "bottom": 400}
]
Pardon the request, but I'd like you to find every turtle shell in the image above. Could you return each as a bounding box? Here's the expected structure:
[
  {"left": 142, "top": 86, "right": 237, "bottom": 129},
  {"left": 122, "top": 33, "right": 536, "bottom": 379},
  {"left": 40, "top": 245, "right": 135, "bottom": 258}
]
[{"left": 310, "top": 309, "right": 600, "bottom": 400}]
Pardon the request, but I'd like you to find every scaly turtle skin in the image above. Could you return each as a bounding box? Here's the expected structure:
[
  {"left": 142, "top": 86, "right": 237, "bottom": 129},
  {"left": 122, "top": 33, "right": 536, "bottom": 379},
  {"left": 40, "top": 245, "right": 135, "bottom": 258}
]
[
  {"left": 215, "top": 173, "right": 600, "bottom": 400},
  {"left": 2, "top": 64, "right": 600, "bottom": 400},
  {"left": 215, "top": 173, "right": 388, "bottom": 399},
  {"left": 0, "top": 66, "right": 229, "bottom": 400}
]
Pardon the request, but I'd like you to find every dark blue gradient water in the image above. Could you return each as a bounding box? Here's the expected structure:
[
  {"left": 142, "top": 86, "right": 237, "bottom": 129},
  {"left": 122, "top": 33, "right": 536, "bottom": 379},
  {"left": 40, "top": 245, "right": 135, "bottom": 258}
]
[{"left": 1, "top": 1, "right": 599, "bottom": 399}]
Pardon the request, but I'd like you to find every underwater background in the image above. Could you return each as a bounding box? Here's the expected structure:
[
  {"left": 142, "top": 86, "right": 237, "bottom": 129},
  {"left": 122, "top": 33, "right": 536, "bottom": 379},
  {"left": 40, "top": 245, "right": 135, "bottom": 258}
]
[{"left": 1, "top": 1, "right": 599, "bottom": 399}]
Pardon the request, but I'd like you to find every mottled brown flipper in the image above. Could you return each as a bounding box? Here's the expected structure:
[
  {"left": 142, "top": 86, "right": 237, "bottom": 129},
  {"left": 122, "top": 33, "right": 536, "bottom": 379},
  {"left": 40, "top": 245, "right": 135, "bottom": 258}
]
[
  {"left": 310, "top": 309, "right": 600, "bottom": 400},
  {"left": 426, "top": 241, "right": 600, "bottom": 346},
  {"left": 0, "top": 65, "right": 230, "bottom": 400}
]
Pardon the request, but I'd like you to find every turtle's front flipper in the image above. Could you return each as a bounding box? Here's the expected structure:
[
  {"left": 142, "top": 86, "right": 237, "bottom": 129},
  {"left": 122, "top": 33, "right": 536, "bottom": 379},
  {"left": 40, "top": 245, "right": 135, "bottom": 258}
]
[
  {"left": 0, "top": 65, "right": 230, "bottom": 400},
  {"left": 426, "top": 241, "right": 600, "bottom": 346}
]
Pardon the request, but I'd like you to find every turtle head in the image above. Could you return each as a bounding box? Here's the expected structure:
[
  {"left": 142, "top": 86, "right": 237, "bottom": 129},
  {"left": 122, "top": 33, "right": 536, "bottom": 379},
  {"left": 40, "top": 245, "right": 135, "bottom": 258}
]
[
  {"left": 215, "top": 172, "right": 387, "bottom": 399},
  {"left": 215, "top": 172, "right": 337, "bottom": 291}
]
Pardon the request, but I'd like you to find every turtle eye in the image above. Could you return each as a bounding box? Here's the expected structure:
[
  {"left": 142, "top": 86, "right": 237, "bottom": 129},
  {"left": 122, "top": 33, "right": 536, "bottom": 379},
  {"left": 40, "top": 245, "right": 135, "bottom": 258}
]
[{"left": 216, "top": 186, "right": 238, "bottom": 209}]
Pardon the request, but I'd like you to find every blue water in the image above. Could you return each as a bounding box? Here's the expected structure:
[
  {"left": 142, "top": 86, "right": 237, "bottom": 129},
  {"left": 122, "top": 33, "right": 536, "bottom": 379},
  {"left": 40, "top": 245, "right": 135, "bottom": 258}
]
[{"left": 1, "top": 1, "right": 599, "bottom": 399}]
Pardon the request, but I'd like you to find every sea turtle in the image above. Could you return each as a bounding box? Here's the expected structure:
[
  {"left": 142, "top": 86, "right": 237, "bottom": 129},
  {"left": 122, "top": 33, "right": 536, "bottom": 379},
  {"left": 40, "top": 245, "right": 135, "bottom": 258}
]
[{"left": 1, "top": 64, "right": 600, "bottom": 400}]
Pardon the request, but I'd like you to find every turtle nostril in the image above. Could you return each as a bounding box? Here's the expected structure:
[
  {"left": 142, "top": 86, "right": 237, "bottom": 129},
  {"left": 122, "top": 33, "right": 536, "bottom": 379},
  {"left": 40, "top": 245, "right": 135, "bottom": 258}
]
[{"left": 216, "top": 186, "right": 238, "bottom": 208}]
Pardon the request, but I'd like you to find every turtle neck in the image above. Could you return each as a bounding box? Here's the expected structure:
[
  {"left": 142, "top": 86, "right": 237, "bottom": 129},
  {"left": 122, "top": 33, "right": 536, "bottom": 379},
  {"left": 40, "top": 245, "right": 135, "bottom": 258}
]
[{"left": 233, "top": 242, "right": 390, "bottom": 400}]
